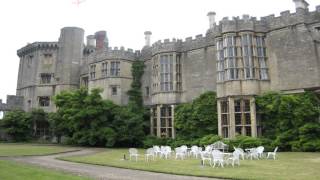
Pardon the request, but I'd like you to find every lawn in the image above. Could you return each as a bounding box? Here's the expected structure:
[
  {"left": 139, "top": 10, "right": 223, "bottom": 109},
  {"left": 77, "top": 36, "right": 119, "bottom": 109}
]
[
  {"left": 0, "top": 143, "right": 79, "bottom": 156},
  {"left": 60, "top": 149, "right": 320, "bottom": 180},
  {"left": 0, "top": 160, "right": 91, "bottom": 180}
]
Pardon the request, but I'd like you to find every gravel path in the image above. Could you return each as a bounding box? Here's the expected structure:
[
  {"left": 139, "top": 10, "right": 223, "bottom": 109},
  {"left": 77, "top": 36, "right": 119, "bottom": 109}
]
[{"left": 9, "top": 149, "right": 221, "bottom": 180}]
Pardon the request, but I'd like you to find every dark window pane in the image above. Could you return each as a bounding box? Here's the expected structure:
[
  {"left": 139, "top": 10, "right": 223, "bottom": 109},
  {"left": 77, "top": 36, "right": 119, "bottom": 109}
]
[
  {"left": 235, "top": 113, "right": 242, "bottom": 125},
  {"left": 245, "top": 113, "right": 251, "bottom": 125},
  {"left": 234, "top": 100, "right": 241, "bottom": 112},
  {"left": 246, "top": 127, "right": 252, "bottom": 136},
  {"left": 236, "top": 126, "right": 242, "bottom": 135}
]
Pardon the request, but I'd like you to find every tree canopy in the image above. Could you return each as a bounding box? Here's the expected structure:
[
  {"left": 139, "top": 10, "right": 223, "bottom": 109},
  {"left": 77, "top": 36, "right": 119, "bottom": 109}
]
[
  {"left": 256, "top": 91, "right": 320, "bottom": 151},
  {"left": 174, "top": 91, "right": 218, "bottom": 139}
]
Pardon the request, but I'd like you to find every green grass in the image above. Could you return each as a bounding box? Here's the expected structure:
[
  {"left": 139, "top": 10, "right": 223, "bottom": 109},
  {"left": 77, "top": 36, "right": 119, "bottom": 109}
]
[
  {"left": 60, "top": 149, "right": 320, "bottom": 180},
  {"left": 0, "top": 143, "right": 79, "bottom": 156},
  {"left": 0, "top": 160, "right": 91, "bottom": 180}
]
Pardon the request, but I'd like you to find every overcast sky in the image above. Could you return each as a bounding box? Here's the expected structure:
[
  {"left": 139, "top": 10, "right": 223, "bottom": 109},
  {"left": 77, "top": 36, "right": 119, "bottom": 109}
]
[{"left": 0, "top": 0, "right": 319, "bottom": 102}]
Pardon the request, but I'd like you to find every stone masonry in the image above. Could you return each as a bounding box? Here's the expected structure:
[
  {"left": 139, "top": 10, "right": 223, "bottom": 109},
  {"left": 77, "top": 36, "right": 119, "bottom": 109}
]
[{"left": 11, "top": 0, "right": 320, "bottom": 138}]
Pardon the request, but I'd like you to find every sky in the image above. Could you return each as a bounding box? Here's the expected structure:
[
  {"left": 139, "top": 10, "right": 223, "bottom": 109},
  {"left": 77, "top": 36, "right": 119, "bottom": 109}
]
[{"left": 0, "top": 0, "right": 319, "bottom": 103}]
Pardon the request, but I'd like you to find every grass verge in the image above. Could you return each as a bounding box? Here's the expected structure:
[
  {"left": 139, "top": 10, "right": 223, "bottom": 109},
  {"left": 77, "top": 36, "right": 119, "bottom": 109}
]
[
  {"left": 0, "top": 143, "right": 79, "bottom": 156},
  {"left": 60, "top": 149, "right": 320, "bottom": 180},
  {"left": 0, "top": 160, "right": 91, "bottom": 180}
]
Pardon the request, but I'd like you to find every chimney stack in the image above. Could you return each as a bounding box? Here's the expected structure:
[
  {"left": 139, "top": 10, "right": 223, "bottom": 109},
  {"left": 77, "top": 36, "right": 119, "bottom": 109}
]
[
  {"left": 95, "top": 31, "right": 109, "bottom": 50},
  {"left": 86, "top": 35, "right": 96, "bottom": 47},
  {"left": 207, "top": 12, "right": 216, "bottom": 28},
  {"left": 144, "top": 31, "right": 152, "bottom": 47},
  {"left": 293, "top": 0, "right": 309, "bottom": 12}
]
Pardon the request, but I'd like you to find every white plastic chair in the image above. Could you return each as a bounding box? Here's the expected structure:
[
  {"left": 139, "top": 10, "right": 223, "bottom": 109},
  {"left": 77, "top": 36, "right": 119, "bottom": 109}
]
[
  {"left": 200, "top": 151, "right": 212, "bottom": 166},
  {"left": 256, "top": 146, "right": 265, "bottom": 159},
  {"left": 160, "top": 146, "right": 172, "bottom": 159},
  {"left": 234, "top": 147, "right": 245, "bottom": 160},
  {"left": 153, "top": 145, "right": 161, "bottom": 157},
  {"left": 204, "top": 145, "right": 213, "bottom": 153},
  {"left": 129, "top": 148, "right": 139, "bottom": 161},
  {"left": 227, "top": 151, "right": 240, "bottom": 167},
  {"left": 247, "top": 148, "right": 259, "bottom": 160},
  {"left": 190, "top": 146, "right": 200, "bottom": 158},
  {"left": 212, "top": 150, "right": 224, "bottom": 168},
  {"left": 145, "top": 148, "right": 155, "bottom": 162},
  {"left": 267, "top": 147, "right": 278, "bottom": 160},
  {"left": 175, "top": 147, "right": 186, "bottom": 160}
]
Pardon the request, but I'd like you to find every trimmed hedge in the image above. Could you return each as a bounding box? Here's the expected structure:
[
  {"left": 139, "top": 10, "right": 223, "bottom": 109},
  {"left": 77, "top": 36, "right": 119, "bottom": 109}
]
[{"left": 142, "top": 135, "right": 276, "bottom": 152}]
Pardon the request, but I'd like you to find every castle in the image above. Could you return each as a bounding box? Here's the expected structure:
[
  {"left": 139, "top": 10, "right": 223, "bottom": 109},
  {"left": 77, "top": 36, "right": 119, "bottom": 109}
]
[{"left": 5, "top": 0, "right": 320, "bottom": 139}]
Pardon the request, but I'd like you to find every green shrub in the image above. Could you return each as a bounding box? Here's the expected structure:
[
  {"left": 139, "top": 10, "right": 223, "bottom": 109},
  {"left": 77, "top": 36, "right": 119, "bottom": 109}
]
[
  {"left": 301, "top": 140, "right": 320, "bottom": 152},
  {"left": 0, "top": 110, "right": 32, "bottom": 141},
  {"left": 199, "top": 134, "right": 222, "bottom": 146},
  {"left": 223, "top": 136, "right": 269, "bottom": 151},
  {"left": 142, "top": 136, "right": 168, "bottom": 148},
  {"left": 167, "top": 138, "right": 200, "bottom": 148}
]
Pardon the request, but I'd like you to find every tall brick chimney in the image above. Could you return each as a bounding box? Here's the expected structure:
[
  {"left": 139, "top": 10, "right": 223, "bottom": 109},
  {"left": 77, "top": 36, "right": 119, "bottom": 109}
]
[{"left": 95, "top": 31, "right": 108, "bottom": 50}]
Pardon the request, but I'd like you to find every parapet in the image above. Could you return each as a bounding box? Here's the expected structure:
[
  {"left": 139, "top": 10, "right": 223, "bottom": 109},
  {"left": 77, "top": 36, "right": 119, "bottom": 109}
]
[
  {"left": 151, "top": 33, "right": 216, "bottom": 55},
  {"left": 6, "top": 95, "right": 24, "bottom": 110},
  {"left": 213, "top": 6, "right": 320, "bottom": 36},
  {"left": 0, "top": 95, "right": 24, "bottom": 111},
  {"left": 151, "top": 38, "right": 182, "bottom": 55},
  {"left": 89, "top": 46, "right": 138, "bottom": 63},
  {"left": 17, "top": 42, "right": 58, "bottom": 57}
]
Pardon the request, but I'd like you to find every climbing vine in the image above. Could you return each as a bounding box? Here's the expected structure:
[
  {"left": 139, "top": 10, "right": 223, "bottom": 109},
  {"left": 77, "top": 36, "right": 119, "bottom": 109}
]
[{"left": 127, "top": 60, "right": 145, "bottom": 109}]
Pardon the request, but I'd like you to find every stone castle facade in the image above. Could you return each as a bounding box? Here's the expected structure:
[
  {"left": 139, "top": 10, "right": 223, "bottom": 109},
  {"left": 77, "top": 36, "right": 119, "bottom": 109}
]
[{"left": 11, "top": 0, "right": 320, "bottom": 138}]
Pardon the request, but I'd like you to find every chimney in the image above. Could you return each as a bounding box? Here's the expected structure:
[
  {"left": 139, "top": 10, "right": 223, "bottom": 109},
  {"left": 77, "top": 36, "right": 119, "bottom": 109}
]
[
  {"left": 293, "top": 0, "right": 309, "bottom": 12},
  {"left": 144, "top": 31, "right": 152, "bottom": 47},
  {"left": 95, "top": 31, "right": 109, "bottom": 50},
  {"left": 86, "top": 35, "right": 96, "bottom": 47},
  {"left": 207, "top": 12, "right": 216, "bottom": 28}
]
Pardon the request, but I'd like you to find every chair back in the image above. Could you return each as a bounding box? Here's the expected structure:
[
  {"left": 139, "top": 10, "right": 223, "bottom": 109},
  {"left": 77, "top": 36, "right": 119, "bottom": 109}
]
[
  {"left": 257, "top": 146, "right": 264, "bottom": 154},
  {"left": 200, "top": 151, "right": 211, "bottom": 159},
  {"left": 146, "top": 148, "right": 154, "bottom": 155},
  {"left": 212, "top": 150, "right": 223, "bottom": 160},
  {"left": 191, "top": 145, "right": 198, "bottom": 151},
  {"left": 205, "top": 145, "right": 213, "bottom": 152},
  {"left": 153, "top": 145, "right": 160, "bottom": 150},
  {"left": 129, "top": 148, "right": 138, "bottom": 154},
  {"left": 164, "top": 146, "right": 172, "bottom": 153},
  {"left": 233, "top": 151, "right": 240, "bottom": 160}
]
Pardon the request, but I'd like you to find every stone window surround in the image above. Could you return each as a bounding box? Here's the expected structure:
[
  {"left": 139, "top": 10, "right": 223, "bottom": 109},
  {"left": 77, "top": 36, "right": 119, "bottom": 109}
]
[
  {"left": 90, "top": 64, "right": 96, "bottom": 79},
  {"left": 152, "top": 53, "right": 182, "bottom": 94},
  {"left": 151, "top": 105, "right": 175, "bottom": 139},
  {"left": 160, "top": 54, "right": 174, "bottom": 92},
  {"left": 218, "top": 97, "right": 258, "bottom": 139},
  {"left": 216, "top": 32, "right": 269, "bottom": 82},
  {"left": 110, "top": 61, "right": 120, "bottom": 76},
  {"left": 40, "top": 73, "right": 53, "bottom": 84},
  {"left": 110, "top": 85, "right": 119, "bottom": 96},
  {"left": 38, "top": 96, "right": 50, "bottom": 107},
  {"left": 101, "top": 62, "right": 108, "bottom": 77}
]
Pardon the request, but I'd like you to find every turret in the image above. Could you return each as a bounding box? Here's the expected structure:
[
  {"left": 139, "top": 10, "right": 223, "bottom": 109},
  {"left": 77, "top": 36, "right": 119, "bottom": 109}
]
[
  {"left": 144, "top": 31, "right": 152, "bottom": 47},
  {"left": 56, "top": 27, "right": 84, "bottom": 88},
  {"left": 207, "top": 12, "right": 216, "bottom": 28}
]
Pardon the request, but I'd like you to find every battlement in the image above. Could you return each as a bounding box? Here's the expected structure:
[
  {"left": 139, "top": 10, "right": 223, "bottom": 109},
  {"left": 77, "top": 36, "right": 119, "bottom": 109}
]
[
  {"left": 17, "top": 42, "right": 58, "bottom": 57},
  {"left": 151, "top": 33, "right": 216, "bottom": 55},
  {"left": 89, "top": 46, "right": 138, "bottom": 63},
  {"left": 0, "top": 96, "right": 23, "bottom": 111},
  {"left": 215, "top": 6, "right": 320, "bottom": 35}
]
